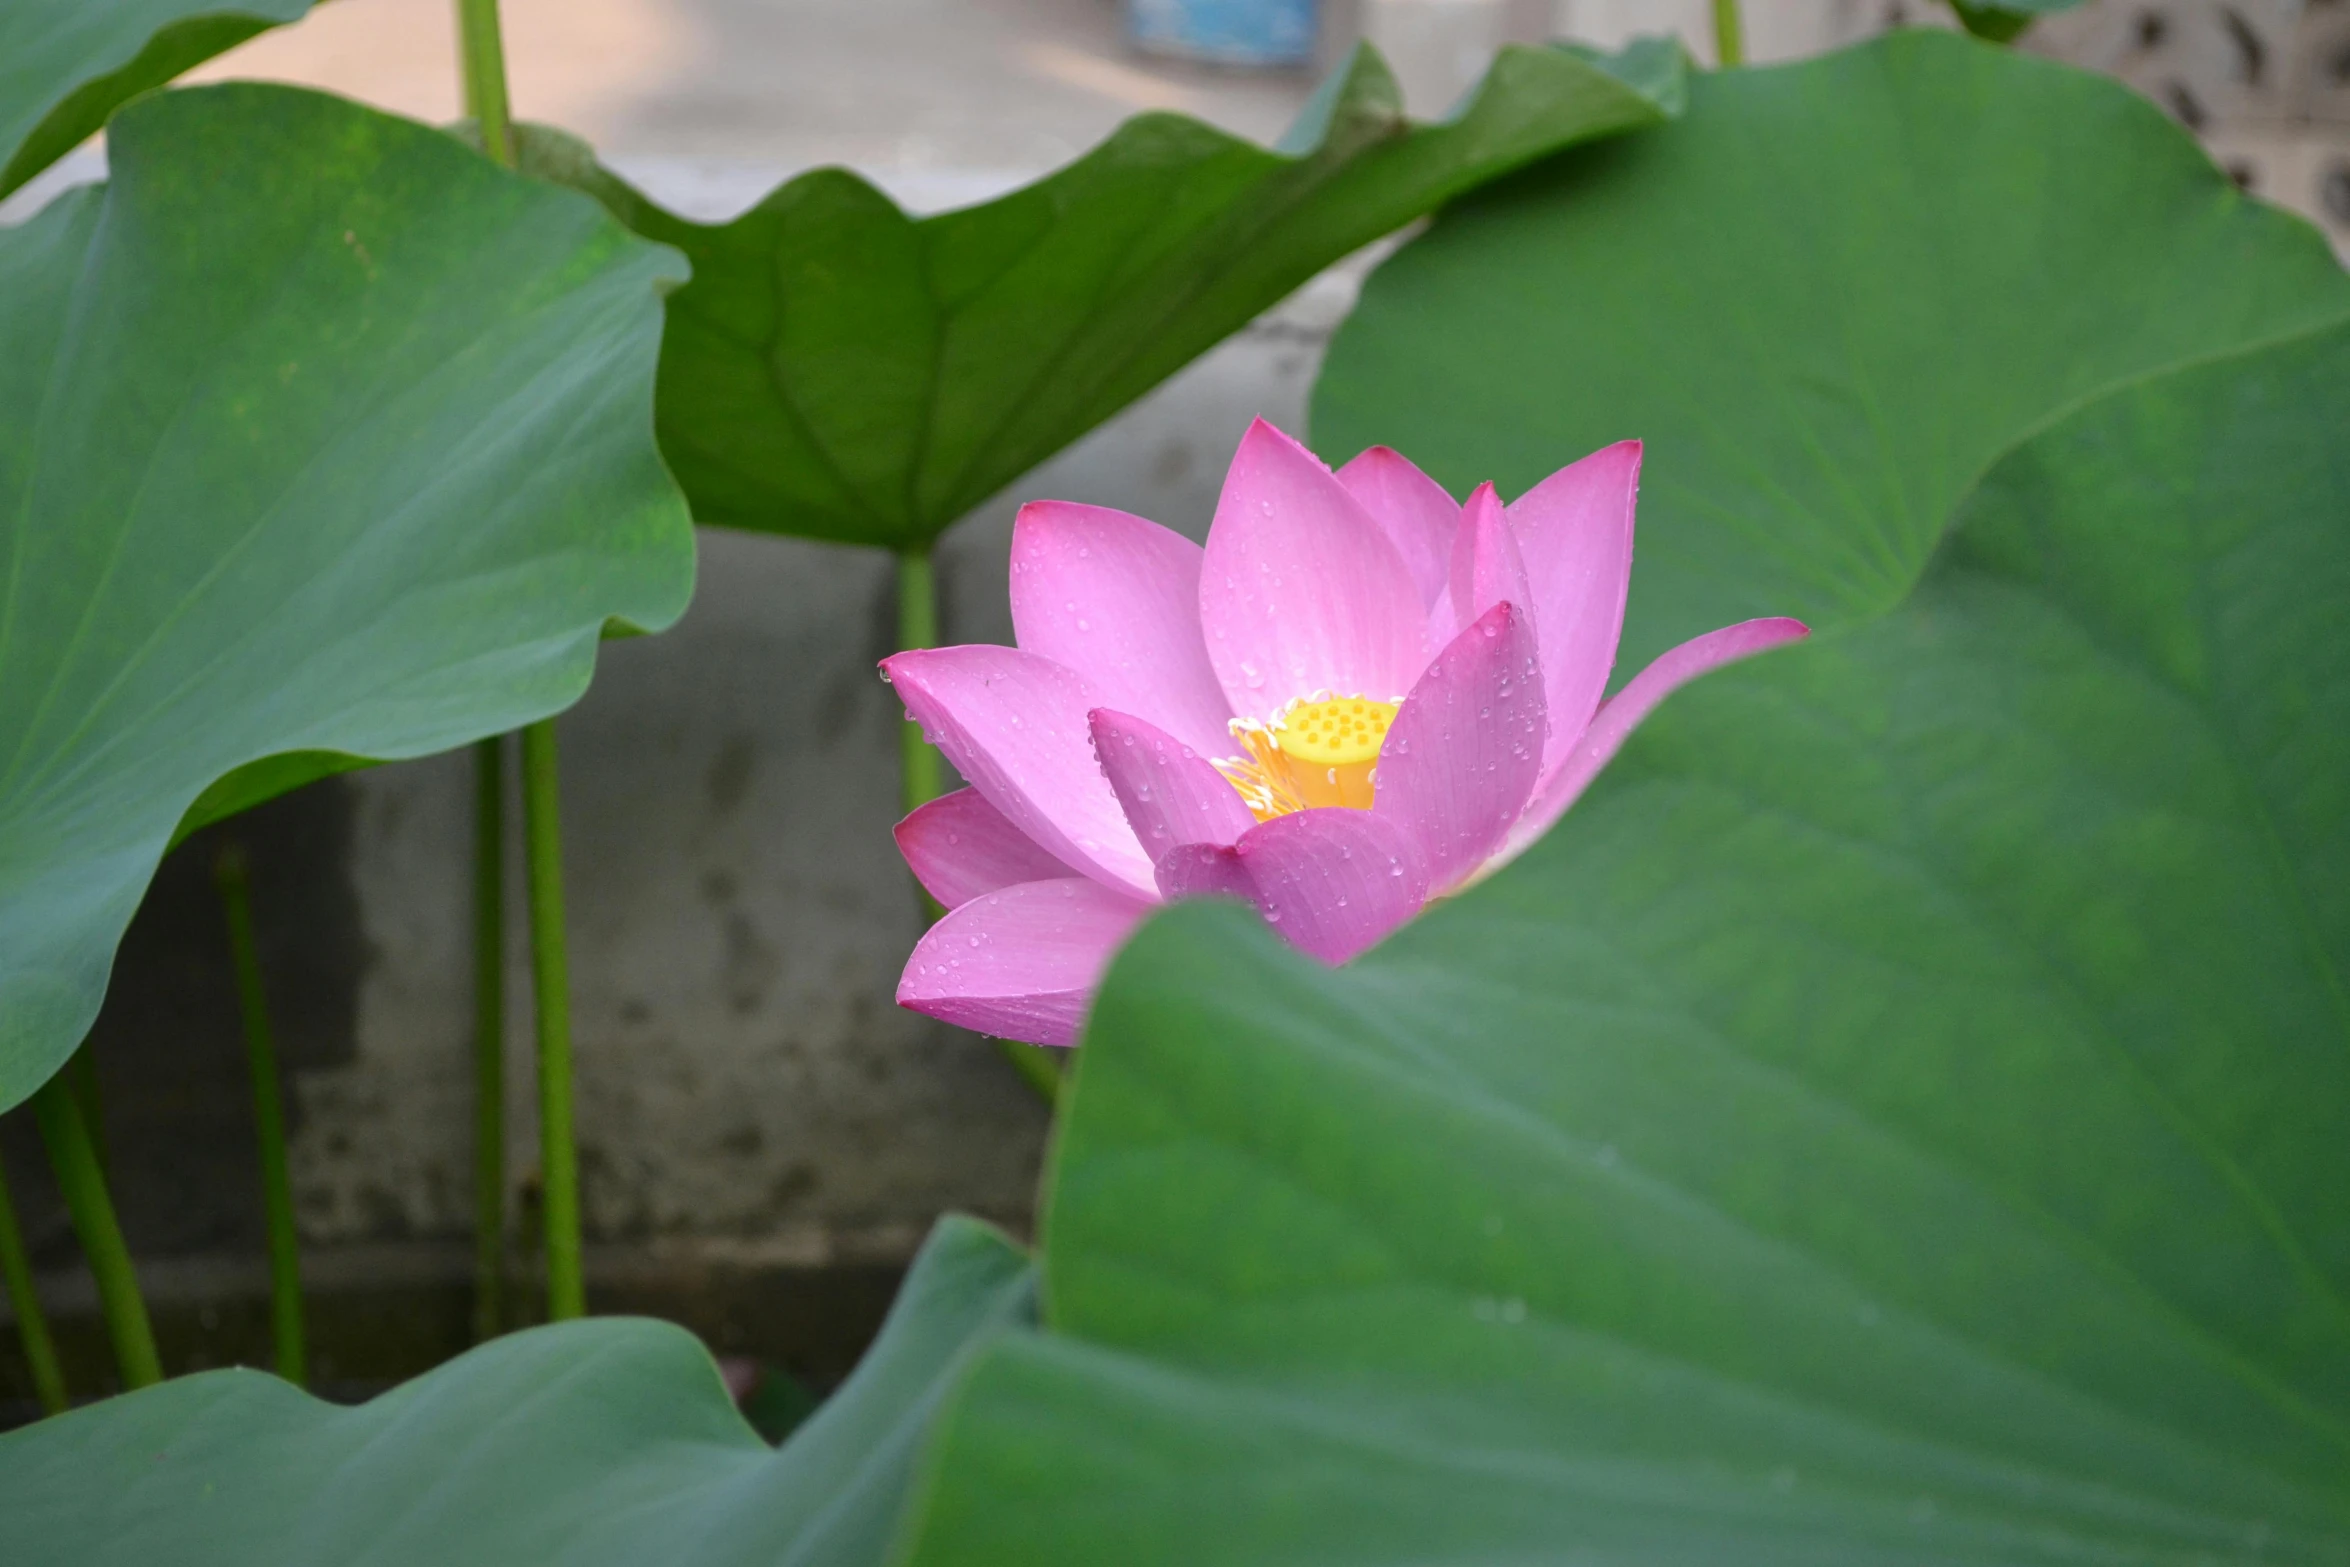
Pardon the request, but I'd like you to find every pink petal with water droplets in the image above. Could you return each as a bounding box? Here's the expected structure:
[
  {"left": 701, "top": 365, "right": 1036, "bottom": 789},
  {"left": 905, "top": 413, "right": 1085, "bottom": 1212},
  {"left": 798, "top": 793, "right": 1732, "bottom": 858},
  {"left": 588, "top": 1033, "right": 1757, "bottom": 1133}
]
[
  {"left": 897, "top": 877, "right": 1155, "bottom": 1047},
  {"left": 1089, "top": 708, "right": 1257, "bottom": 861},
  {"left": 1010, "top": 501, "right": 1235, "bottom": 760},
  {"left": 1498, "top": 617, "right": 1811, "bottom": 866},
  {"left": 1372, "top": 602, "right": 1547, "bottom": 895},
  {"left": 1155, "top": 841, "right": 1257, "bottom": 906},
  {"left": 1336, "top": 445, "right": 1458, "bottom": 612},
  {"left": 1448, "top": 482, "right": 1534, "bottom": 636},
  {"left": 1200, "top": 419, "right": 1428, "bottom": 716},
  {"left": 882, "top": 645, "right": 1154, "bottom": 898},
  {"left": 1235, "top": 808, "right": 1429, "bottom": 965},
  {"left": 895, "top": 788, "right": 1074, "bottom": 909},
  {"left": 1508, "top": 440, "right": 1640, "bottom": 774}
]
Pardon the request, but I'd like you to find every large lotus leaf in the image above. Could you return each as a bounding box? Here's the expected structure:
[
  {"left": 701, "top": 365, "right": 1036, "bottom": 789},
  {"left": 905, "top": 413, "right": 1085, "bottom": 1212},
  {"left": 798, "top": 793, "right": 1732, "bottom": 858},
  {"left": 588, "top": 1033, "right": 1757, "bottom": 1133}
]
[
  {"left": 0, "top": 83, "right": 694, "bottom": 1112},
  {"left": 0, "top": 1216, "right": 1033, "bottom": 1565},
  {"left": 1313, "top": 31, "right": 2350, "bottom": 678},
  {"left": 893, "top": 319, "right": 2350, "bottom": 1561},
  {"left": 0, "top": 0, "right": 314, "bottom": 200},
  {"left": 559, "top": 39, "right": 1683, "bottom": 550}
]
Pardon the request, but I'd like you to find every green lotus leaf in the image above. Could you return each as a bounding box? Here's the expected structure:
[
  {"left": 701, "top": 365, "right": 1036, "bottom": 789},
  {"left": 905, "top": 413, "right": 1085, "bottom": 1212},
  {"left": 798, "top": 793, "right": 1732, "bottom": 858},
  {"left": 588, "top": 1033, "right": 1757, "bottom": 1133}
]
[
  {"left": 895, "top": 316, "right": 2350, "bottom": 1562},
  {"left": 1314, "top": 31, "right": 2350, "bottom": 676},
  {"left": 0, "top": 82, "right": 694, "bottom": 1111},
  {"left": 560, "top": 38, "right": 1684, "bottom": 551},
  {"left": 0, "top": 1216, "right": 1033, "bottom": 1565},
  {"left": 0, "top": 0, "right": 315, "bottom": 200}
]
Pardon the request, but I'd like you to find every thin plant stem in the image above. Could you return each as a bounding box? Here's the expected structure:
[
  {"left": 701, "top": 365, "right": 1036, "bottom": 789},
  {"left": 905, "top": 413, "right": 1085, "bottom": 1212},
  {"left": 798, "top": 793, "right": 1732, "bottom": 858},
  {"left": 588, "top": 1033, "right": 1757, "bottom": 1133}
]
[
  {"left": 454, "top": 0, "right": 515, "bottom": 166},
  {"left": 31, "top": 1074, "right": 160, "bottom": 1390},
  {"left": 521, "top": 720, "right": 584, "bottom": 1321},
  {"left": 214, "top": 845, "right": 306, "bottom": 1387},
  {"left": 895, "top": 551, "right": 946, "bottom": 816},
  {"left": 894, "top": 550, "right": 1063, "bottom": 1106},
  {"left": 1711, "top": 0, "right": 1744, "bottom": 67},
  {"left": 66, "top": 1043, "right": 107, "bottom": 1177},
  {"left": 0, "top": 1151, "right": 68, "bottom": 1415},
  {"left": 472, "top": 737, "right": 507, "bottom": 1341},
  {"left": 454, "top": 0, "right": 556, "bottom": 1322}
]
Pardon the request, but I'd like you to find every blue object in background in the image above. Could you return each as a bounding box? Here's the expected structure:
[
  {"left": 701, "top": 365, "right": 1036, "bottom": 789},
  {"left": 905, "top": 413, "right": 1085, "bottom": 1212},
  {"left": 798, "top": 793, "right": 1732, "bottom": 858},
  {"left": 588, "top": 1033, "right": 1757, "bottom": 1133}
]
[{"left": 1126, "top": 0, "right": 1318, "bottom": 67}]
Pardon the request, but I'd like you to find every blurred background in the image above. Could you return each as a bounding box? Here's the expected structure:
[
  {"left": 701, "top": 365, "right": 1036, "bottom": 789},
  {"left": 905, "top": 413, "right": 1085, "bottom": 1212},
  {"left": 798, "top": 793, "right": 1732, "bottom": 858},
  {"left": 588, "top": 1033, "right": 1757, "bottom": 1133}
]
[{"left": 3, "top": 0, "right": 2345, "bottom": 1421}]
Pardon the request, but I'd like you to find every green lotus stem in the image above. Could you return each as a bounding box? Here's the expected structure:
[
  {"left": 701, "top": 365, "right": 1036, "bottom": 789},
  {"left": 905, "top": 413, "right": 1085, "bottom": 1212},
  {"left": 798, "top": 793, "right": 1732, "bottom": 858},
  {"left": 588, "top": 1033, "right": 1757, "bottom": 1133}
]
[
  {"left": 65, "top": 1042, "right": 107, "bottom": 1177},
  {"left": 896, "top": 551, "right": 947, "bottom": 817},
  {"left": 894, "top": 550, "right": 1063, "bottom": 1106},
  {"left": 472, "top": 736, "right": 507, "bottom": 1340},
  {"left": 0, "top": 1153, "right": 68, "bottom": 1415},
  {"left": 213, "top": 845, "right": 306, "bottom": 1387},
  {"left": 32, "top": 1073, "right": 160, "bottom": 1390},
  {"left": 520, "top": 720, "right": 585, "bottom": 1321},
  {"left": 455, "top": 0, "right": 514, "bottom": 167},
  {"left": 1712, "top": 0, "right": 1744, "bottom": 67},
  {"left": 454, "top": 0, "right": 577, "bottom": 1321}
]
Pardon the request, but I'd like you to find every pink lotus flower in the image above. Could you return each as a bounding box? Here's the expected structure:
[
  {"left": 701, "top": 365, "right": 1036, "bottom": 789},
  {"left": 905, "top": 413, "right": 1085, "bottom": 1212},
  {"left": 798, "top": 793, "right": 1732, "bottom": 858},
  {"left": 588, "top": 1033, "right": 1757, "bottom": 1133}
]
[{"left": 884, "top": 420, "right": 1805, "bottom": 1047}]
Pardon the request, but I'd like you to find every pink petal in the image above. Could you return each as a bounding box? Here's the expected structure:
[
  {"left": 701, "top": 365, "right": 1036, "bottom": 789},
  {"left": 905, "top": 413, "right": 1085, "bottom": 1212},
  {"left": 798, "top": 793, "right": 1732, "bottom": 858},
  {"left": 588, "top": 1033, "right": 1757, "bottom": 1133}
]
[
  {"left": 1236, "top": 808, "right": 1429, "bottom": 965},
  {"left": 1336, "top": 445, "right": 1458, "bottom": 612},
  {"left": 1448, "top": 482, "right": 1534, "bottom": 634},
  {"left": 1200, "top": 419, "right": 1428, "bottom": 718},
  {"left": 1508, "top": 440, "right": 1640, "bottom": 775},
  {"left": 1009, "top": 501, "right": 1234, "bottom": 760},
  {"left": 883, "top": 645, "right": 1154, "bottom": 897},
  {"left": 1372, "top": 602, "right": 1547, "bottom": 895},
  {"left": 894, "top": 788, "right": 1074, "bottom": 909},
  {"left": 1089, "top": 708, "right": 1257, "bottom": 861},
  {"left": 897, "top": 877, "right": 1156, "bottom": 1047},
  {"left": 1155, "top": 841, "right": 1256, "bottom": 905},
  {"left": 1499, "top": 617, "right": 1811, "bottom": 865}
]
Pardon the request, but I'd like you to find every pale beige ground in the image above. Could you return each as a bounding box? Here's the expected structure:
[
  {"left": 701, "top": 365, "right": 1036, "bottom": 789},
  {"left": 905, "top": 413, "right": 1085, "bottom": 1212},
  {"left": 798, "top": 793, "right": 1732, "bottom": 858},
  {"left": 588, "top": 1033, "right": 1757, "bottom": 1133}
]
[{"left": 180, "top": 0, "right": 1315, "bottom": 176}]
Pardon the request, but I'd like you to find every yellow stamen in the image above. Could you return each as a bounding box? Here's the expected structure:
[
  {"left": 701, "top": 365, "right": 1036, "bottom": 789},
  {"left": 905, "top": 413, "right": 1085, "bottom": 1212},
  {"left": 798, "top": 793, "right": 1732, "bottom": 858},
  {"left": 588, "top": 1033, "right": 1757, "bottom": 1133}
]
[{"left": 1214, "top": 694, "right": 1400, "bottom": 821}]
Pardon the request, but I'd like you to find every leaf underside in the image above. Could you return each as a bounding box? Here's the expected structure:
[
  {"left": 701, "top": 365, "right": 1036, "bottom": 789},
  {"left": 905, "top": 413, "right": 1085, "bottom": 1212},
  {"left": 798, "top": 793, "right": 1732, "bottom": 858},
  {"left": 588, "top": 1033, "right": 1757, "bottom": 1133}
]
[{"left": 556, "top": 39, "right": 1686, "bottom": 552}]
